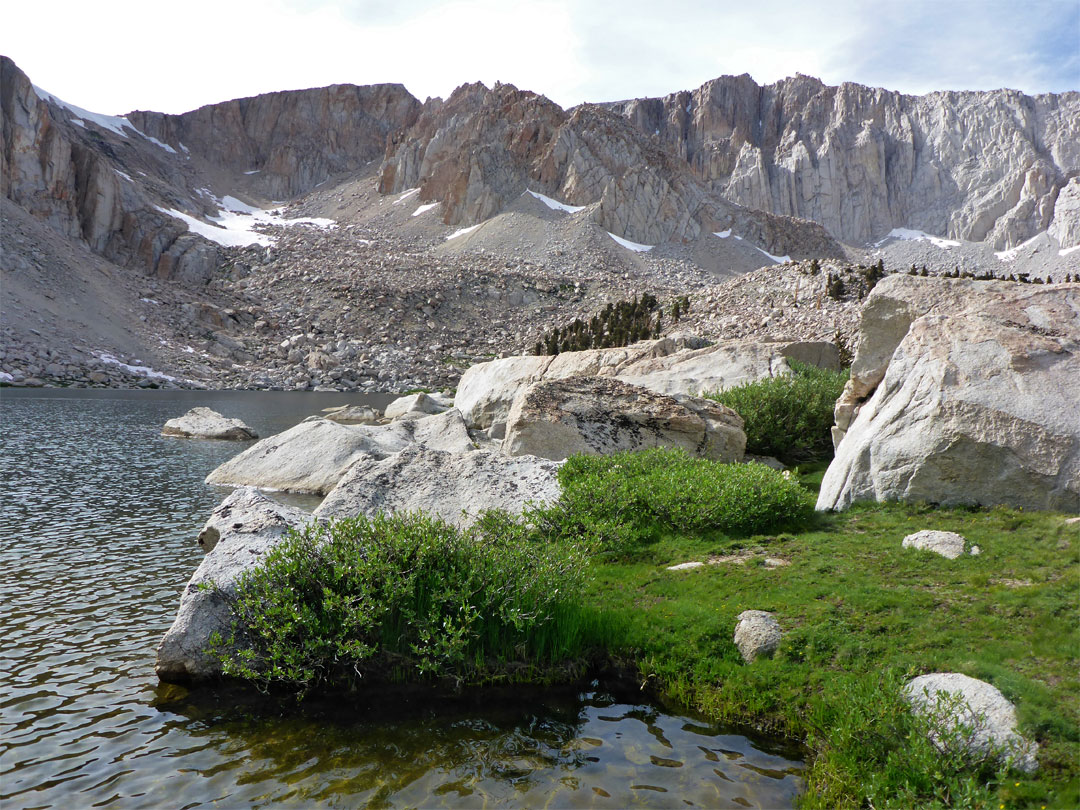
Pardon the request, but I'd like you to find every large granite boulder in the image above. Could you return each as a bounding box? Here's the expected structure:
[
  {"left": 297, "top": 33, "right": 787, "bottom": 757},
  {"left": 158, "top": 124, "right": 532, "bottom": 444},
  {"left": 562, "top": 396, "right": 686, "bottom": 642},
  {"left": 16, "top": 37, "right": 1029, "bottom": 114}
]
[
  {"left": 315, "top": 446, "right": 562, "bottom": 528},
  {"left": 502, "top": 376, "right": 745, "bottom": 462},
  {"left": 819, "top": 276, "right": 1080, "bottom": 513},
  {"left": 206, "top": 410, "right": 474, "bottom": 495},
  {"left": 156, "top": 488, "right": 312, "bottom": 682},
  {"left": 161, "top": 407, "right": 258, "bottom": 440},
  {"left": 455, "top": 337, "right": 836, "bottom": 431},
  {"left": 904, "top": 673, "right": 1038, "bottom": 773}
]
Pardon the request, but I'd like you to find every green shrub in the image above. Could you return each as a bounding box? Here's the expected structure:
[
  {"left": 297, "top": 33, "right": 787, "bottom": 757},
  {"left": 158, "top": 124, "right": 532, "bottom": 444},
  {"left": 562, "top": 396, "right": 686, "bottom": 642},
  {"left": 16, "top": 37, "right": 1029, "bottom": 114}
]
[
  {"left": 210, "top": 512, "right": 595, "bottom": 693},
  {"left": 706, "top": 360, "right": 849, "bottom": 464},
  {"left": 533, "top": 447, "right": 814, "bottom": 554}
]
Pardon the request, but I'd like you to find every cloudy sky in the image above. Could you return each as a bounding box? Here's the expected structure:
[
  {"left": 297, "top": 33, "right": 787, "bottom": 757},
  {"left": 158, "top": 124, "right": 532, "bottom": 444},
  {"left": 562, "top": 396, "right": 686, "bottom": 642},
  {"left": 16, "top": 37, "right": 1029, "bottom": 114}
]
[{"left": 5, "top": 0, "right": 1078, "bottom": 115}]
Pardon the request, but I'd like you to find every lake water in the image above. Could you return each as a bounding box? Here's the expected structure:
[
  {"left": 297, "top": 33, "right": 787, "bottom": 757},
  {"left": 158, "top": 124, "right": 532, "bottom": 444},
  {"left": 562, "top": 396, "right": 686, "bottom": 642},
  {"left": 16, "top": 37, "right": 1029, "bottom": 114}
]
[{"left": 0, "top": 389, "right": 805, "bottom": 808}]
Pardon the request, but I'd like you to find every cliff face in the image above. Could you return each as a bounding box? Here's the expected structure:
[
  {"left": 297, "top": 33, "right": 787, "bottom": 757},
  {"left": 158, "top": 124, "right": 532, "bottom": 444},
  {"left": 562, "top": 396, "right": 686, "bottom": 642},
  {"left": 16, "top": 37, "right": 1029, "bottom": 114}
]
[
  {"left": 128, "top": 83, "right": 421, "bottom": 199},
  {"left": 608, "top": 74, "right": 1080, "bottom": 248},
  {"left": 1, "top": 56, "right": 218, "bottom": 283},
  {"left": 378, "top": 82, "right": 841, "bottom": 258}
]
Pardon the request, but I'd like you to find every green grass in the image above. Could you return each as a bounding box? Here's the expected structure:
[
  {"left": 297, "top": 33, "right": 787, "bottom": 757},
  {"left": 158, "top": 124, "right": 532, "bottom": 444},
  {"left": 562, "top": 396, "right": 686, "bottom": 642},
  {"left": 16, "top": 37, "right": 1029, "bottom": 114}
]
[
  {"left": 585, "top": 496, "right": 1079, "bottom": 809},
  {"left": 210, "top": 450, "right": 1079, "bottom": 808}
]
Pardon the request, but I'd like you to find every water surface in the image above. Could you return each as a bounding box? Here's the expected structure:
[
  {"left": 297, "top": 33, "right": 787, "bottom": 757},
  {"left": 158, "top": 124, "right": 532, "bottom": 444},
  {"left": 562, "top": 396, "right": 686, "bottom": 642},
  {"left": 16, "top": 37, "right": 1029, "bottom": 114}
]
[{"left": 0, "top": 389, "right": 804, "bottom": 808}]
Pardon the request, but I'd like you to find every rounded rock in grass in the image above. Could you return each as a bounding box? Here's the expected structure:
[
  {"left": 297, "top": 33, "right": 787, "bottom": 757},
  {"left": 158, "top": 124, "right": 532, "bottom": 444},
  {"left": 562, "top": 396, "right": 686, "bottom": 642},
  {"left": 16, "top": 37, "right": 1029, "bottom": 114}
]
[
  {"left": 734, "top": 610, "right": 781, "bottom": 662},
  {"left": 904, "top": 672, "right": 1038, "bottom": 773},
  {"left": 901, "top": 530, "right": 973, "bottom": 559}
]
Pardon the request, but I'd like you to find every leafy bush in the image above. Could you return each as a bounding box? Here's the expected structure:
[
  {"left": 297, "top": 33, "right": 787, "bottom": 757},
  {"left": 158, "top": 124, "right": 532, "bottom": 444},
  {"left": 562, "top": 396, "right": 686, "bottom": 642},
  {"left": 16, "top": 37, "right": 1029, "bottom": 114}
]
[
  {"left": 210, "top": 512, "right": 593, "bottom": 693},
  {"left": 533, "top": 448, "right": 814, "bottom": 554},
  {"left": 706, "top": 360, "right": 849, "bottom": 464}
]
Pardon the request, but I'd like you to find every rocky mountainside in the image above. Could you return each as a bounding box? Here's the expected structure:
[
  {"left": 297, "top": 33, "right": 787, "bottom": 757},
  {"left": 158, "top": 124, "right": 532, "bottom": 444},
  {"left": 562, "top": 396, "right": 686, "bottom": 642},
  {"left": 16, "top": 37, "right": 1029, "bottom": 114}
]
[
  {"left": 1, "top": 54, "right": 1077, "bottom": 392},
  {"left": 607, "top": 74, "right": 1080, "bottom": 249},
  {"left": 377, "top": 81, "right": 838, "bottom": 258},
  {"left": 128, "top": 83, "right": 420, "bottom": 200}
]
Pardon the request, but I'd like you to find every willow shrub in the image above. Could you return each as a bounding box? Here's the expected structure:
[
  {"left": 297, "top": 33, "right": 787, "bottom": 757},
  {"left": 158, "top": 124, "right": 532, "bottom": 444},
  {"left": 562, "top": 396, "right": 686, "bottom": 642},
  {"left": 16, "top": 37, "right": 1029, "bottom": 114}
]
[
  {"left": 210, "top": 512, "right": 593, "bottom": 693},
  {"left": 534, "top": 448, "right": 814, "bottom": 555},
  {"left": 706, "top": 360, "right": 849, "bottom": 464}
]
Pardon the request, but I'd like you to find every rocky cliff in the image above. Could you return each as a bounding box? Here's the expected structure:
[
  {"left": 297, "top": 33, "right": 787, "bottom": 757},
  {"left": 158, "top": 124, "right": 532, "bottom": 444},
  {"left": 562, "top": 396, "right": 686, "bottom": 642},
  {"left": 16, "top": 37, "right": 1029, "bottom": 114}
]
[
  {"left": 378, "top": 81, "right": 840, "bottom": 258},
  {"left": 1, "top": 56, "right": 218, "bottom": 282},
  {"left": 128, "top": 83, "right": 421, "bottom": 199},
  {"left": 608, "top": 74, "right": 1080, "bottom": 249}
]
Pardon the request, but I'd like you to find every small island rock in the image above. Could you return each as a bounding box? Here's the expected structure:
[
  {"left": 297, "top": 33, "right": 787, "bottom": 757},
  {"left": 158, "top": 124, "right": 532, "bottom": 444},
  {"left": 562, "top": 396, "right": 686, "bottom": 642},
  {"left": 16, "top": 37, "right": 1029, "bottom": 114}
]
[{"left": 162, "top": 407, "right": 258, "bottom": 440}]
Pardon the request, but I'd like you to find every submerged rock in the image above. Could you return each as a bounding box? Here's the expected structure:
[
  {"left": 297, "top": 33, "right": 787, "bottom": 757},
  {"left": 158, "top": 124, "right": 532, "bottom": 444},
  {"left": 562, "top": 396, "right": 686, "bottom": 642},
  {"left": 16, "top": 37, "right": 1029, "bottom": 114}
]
[
  {"left": 161, "top": 407, "right": 258, "bottom": 440},
  {"left": 156, "top": 488, "right": 312, "bottom": 682},
  {"left": 502, "top": 376, "right": 745, "bottom": 462},
  {"left": 904, "top": 672, "right": 1038, "bottom": 773},
  {"left": 315, "top": 446, "right": 562, "bottom": 528},
  {"left": 734, "top": 610, "right": 782, "bottom": 662}
]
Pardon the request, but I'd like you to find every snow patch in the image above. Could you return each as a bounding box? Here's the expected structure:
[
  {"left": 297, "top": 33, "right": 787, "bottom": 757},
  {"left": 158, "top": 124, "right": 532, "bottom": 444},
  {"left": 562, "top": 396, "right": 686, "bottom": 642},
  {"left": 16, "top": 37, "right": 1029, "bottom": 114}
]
[
  {"left": 754, "top": 247, "right": 791, "bottom": 264},
  {"left": 878, "top": 228, "right": 961, "bottom": 249},
  {"left": 142, "top": 134, "right": 177, "bottom": 154},
  {"left": 116, "top": 170, "right": 134, "bottom": 183},
  {"left": 96, "top": 353, "right": 177, "bottom": 382},
  {"left": 220, "top": 195, "right": 261, "bottom": 214},
  {"left": 155, "top": 196, "right": 335, "bottom": 249},
  {"left": 34, "top": 85, "right": 134, "bottom": 137},
  {"left": 525, "top": 189, "right": 586, "bottom": 214},
  {"left": 607, "top": 232, "right": 653, "bottom": 252},
  {"left": 395, "top": 188, "right": 420, "bottom": 204},
  {"left": 447, "top": 224, "right": 481, "bottom": 240},
  {"left": 714, "top": 229, "right": 788, "bottom": 263},
  {"left": 412, "top": 202, "right": 439, "bottom": 217},
  {"left": 243, "top": 169, "right": 261, "bottom": 175},
  {"left": 0, "top": 372, "right": 13, "bottom": 382},
  {"left": 1061, "top": 245, "right": 1080, "bottom": 257},
  {"left": 140, "top": 298, "right": 160, "bottom": 305},
  {"left": 995, "top": 234, "right": 1043, "bottom": 262}
]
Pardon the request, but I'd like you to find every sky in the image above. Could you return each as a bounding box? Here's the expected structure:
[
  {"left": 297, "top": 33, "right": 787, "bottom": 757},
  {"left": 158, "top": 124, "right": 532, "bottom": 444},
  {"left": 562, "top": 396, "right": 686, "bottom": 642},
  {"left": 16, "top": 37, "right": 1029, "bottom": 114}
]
[{"left": 4, "top": 0, "right": 1078, "bottom": 116}]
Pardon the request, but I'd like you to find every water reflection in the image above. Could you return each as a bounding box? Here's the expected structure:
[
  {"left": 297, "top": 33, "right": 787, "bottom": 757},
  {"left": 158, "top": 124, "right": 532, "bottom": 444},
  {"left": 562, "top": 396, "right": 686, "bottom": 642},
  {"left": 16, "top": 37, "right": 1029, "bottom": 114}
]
[{"left": 1, "top": 390, "right": 803, "bottom": 809}]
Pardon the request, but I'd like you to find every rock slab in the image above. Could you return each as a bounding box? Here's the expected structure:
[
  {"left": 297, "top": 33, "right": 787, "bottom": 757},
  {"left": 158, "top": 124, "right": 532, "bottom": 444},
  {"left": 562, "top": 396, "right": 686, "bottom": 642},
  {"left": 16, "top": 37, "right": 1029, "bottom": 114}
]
[
  {"left": 904, "top": 672, "right": 1038, "bottom": 773},
  {"left": 734, "top": 610, "right": 782, "bottom": 662},
  {"left": 161, "top": 407, "right": 258, "bottom": 440},
  {"left": 502, "top": 376, "right": 745, "bottom": 462},
  {"left": 206, "top": 410, "right": 474, "bottom": 495},
  {"left": 156, "top": 488, "right": 312, "bottom": 682},
  {"left": 315, "top": 446, "right": 562, "bottom": 528},
  {"left": 819, "top": 276, "right": 1080, "bottom": 513}
]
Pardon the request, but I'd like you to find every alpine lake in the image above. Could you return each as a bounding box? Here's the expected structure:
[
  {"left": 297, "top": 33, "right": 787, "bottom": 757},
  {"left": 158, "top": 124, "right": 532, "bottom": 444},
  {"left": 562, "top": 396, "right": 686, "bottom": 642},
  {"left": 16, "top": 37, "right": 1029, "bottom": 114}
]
[{"left": 1, "top": 388, "right": 805, "bottom": 809}]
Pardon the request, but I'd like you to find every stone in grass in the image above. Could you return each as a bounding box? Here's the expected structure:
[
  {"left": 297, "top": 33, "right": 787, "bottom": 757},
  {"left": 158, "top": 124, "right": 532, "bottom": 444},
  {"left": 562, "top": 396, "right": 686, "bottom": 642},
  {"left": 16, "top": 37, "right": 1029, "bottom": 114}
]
[
  {"left": 162, "top": 407, "right": 258, "bottom": 440},
  {"left": 904, "top": 672, "right": 1038, "bottom": 773},
  {"left": 901, "top": 530, "right": 976, "bottom": 559},
  {"left": 734, "top": 610, "right": 781, "bottom": 662}
]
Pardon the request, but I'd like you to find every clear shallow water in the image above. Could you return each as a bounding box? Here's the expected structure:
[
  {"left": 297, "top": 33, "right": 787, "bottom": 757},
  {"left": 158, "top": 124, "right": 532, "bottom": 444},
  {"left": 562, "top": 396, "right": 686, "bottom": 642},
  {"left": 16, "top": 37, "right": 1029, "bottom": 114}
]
[{"left": 0, "top": 389, "right": 804, "bottom": 809}]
